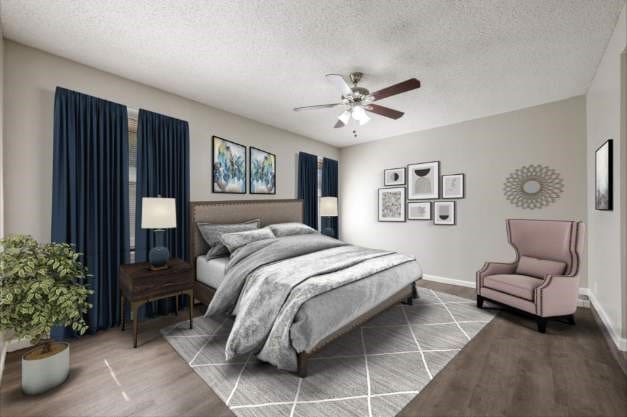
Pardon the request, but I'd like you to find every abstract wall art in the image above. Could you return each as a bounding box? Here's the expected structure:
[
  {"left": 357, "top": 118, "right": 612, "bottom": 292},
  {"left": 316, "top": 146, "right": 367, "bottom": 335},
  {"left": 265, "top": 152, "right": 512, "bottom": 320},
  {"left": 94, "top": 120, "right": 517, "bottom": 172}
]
[
  {"left": 595, "top": 139, "right": 613, "bottom": 210},
  {"left": 249, "top": 146, "right": 276, "bottom": 194},
  {"left": 408, "top": 202, "right": 431, "bottom": 220},
  {"left": 212, "top": 136, "right": 246, "bottom": 194},
  {"left": 434, "top": 201, "right": 455, "bottom": 225},
  {"left": 442, "top": 173, "right": 465, "bottom": 199},
  {"left": 378, "top": 187, "right": 406, "bottom": 222},
  {"left": 384, "top": 167, "right": 406, "bottom": 186},
  {"left": 407, "top": 161, "right": 439, "bottom": 200}
]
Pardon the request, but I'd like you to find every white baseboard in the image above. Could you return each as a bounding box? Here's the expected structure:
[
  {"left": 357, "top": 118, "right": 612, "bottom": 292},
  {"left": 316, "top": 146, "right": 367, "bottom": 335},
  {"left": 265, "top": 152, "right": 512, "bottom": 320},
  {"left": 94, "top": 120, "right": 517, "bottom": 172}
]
[{"left": 422, "top": 274, "right": 625, "bottom": 352}]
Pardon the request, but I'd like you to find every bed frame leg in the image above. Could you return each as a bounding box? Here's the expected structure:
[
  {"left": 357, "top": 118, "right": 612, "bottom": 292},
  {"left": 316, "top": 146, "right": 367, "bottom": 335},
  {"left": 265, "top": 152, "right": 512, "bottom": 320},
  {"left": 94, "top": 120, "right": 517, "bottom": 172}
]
[
  {"left": 297, "top": 353, "right": 308, "bottom": 378},
  {"left": 412, "top": 281, "right": 419, "bottom": 299}
]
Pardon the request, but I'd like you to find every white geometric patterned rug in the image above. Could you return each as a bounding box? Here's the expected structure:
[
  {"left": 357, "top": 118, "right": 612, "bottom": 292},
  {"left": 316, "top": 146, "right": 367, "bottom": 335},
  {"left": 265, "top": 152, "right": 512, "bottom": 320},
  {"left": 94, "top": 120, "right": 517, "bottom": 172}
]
[{"left": 161, "top": 289, "right": 496, "bottom": 417}]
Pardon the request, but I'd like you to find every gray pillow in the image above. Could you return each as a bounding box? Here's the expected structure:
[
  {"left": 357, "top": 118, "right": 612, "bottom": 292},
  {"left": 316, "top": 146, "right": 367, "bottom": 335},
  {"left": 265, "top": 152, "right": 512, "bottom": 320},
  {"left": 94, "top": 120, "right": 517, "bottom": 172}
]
[
  {"left": 269, "top": 222, "right": 317, "bottom": 237},
  {"left": 515, "top": 255, "right": 566, "bottom": 279},
  {"left": 220, "top": 227, "right": 276, "bottom": 253},
  {"left": 197, "top": 219, "right": 260, "bottom": 259}
]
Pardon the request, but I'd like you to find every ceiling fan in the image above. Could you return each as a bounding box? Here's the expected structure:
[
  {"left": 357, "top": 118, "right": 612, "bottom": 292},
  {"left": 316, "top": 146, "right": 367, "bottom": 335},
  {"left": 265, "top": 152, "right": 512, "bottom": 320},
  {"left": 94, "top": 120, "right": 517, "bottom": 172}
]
[{"left": 293, "top": 72, "right": 421, "bottom": 128}]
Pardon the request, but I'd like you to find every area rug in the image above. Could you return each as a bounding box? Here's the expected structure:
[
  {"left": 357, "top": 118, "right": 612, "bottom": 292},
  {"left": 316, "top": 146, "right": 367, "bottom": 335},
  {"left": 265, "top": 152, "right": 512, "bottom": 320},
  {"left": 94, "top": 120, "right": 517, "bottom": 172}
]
[{"left": 161, "top": 288, "right": 495, "bottom": 417}]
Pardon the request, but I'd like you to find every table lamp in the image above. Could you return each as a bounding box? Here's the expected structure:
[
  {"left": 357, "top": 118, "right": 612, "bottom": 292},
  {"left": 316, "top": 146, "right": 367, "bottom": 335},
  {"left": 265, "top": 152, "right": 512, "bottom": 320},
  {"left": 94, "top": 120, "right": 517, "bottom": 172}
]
[
  {"left": 320, "top": 196, "right": 338, "bottom": 237},
  {"left": 141, "top": 197, "right": 176, "bottom": 270}
]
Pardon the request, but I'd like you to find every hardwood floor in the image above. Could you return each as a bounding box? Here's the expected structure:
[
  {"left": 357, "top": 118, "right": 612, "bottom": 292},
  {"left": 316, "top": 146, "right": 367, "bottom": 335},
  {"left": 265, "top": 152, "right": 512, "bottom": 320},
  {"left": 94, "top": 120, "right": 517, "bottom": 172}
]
[{"left": 1, "top": 281, "right": 625, "bottom": 417}]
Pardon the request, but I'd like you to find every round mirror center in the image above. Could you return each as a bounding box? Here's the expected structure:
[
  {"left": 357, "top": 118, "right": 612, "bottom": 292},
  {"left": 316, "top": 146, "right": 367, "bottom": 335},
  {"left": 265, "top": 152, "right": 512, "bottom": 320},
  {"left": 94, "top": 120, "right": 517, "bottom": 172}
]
[{"left": 523, "top": 180, "right": 541, "bottom": 194}]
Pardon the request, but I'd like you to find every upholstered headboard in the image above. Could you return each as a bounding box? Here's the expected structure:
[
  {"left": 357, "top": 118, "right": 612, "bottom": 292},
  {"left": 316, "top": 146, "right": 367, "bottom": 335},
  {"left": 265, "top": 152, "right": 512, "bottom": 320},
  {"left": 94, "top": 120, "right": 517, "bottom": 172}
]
[{"left": 189, "top": 199, "right": 304, "bottom": 262}]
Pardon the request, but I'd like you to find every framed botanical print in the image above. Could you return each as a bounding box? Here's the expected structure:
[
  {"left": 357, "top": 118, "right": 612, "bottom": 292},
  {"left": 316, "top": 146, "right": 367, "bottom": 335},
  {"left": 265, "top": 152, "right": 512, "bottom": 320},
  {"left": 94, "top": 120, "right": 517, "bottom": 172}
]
[
  {"left": 212, "top": 136, "right": 246, "bottom": 194},
  {"left": 249, "top": 147, "right": 276, "bottom": 194},
  {"left": 595, "top": 139, "right": 613, "bottom": 210},
  {"left": 378, "top": 187, "right": 406, "bottom": 222},
  {"left": 384, "top": 167, "right": 406, "bottom": 186},
  {"left": 434, "top": 201, "right": 456, "bottom": 225},
  {"left": 407, "top": 202, "right": 431, "bottom": 220},
  {"left": 442, "top": 173, "right": 465, "bottom": 199},
  {"left": 407, "top": 161, "right": 440, "bottom": 200}
]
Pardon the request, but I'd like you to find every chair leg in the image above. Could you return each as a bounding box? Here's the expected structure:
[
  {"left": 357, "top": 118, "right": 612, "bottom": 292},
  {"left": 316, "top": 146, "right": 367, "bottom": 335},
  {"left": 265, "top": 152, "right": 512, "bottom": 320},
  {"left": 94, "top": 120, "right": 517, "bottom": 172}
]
[
  {"left": 476, "top": 295, "right": 484, "bottom": 309},
  {"left": 567, "top": 314, "right": 576, "bottom": 325},
  {"left": 537, "top": 317, "right": 547, "bottom": 333}
]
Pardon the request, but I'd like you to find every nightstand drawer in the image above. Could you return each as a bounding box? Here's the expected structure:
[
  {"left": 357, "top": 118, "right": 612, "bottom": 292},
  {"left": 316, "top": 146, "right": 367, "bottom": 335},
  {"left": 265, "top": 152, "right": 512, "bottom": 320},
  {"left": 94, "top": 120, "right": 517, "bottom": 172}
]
[{"left": 130, "top": 274, "right": 192, "bottom": 300}]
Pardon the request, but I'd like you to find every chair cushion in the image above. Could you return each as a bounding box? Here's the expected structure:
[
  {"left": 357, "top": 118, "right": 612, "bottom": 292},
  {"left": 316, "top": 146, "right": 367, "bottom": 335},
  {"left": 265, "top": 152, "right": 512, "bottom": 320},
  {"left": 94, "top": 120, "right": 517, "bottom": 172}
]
[
  {"left": 483, "top": 274, "right": 544, "bottom": 301},
  {"left": 515, "top": 255, "right": 566, "bottom": 279}
]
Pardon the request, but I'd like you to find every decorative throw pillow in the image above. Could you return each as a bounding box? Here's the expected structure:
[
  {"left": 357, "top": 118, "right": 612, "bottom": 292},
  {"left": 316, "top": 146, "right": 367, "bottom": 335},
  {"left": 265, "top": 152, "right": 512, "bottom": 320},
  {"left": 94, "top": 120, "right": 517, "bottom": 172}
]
[
  {"left": 515, "top": 255, "right": 566, "bottom": 279},
  {"left": 269, "top": 222, "right": 317, "bottom": 237},
  {"left": 197, "top": 219, "right": 260, "bottom": 259},
  {"left": 220, "top": 227, "right": 276, "bottom": 253}
]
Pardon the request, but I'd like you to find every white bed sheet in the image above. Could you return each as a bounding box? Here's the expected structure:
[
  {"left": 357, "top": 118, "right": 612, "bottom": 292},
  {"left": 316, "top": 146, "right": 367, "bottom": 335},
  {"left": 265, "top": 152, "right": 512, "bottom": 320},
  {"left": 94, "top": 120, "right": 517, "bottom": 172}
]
[{"left": 196, "top": 256, "right": 228, "bottom": 289}]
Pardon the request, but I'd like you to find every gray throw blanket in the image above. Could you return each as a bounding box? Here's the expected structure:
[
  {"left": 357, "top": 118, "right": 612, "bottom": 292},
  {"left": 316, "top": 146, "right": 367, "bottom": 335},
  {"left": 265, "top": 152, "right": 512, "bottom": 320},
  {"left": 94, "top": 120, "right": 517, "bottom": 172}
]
[{"left": 205, "top": 234, "right": 416, "bottom": 371}]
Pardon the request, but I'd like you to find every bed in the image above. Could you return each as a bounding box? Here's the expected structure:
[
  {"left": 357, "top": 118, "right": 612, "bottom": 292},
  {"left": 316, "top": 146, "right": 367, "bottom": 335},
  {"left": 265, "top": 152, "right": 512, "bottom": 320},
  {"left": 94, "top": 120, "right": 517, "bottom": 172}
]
[{"left": 189, "top": 199, "right": 422, "bottom": 377}]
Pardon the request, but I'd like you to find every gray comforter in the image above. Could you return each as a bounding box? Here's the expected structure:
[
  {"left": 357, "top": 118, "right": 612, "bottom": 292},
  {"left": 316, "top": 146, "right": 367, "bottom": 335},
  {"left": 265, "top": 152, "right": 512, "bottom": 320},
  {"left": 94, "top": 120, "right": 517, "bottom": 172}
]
[{"left": 205, "top": 234, "right": 419, "bottom": 371}]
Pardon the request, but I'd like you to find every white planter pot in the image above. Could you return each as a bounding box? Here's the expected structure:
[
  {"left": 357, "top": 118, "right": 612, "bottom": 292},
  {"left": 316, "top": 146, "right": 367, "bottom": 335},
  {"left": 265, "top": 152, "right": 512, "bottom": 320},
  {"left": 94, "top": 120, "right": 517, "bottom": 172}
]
[{"left": 22, "top": 342, "right": 70, "bottom": 395}]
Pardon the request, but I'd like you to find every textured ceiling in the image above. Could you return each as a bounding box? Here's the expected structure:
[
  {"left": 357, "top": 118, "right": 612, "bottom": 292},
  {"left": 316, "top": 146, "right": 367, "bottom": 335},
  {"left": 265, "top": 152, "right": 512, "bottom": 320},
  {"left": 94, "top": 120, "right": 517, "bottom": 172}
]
[{"left": 1, "top": 0, "right": 624, "bottom": 147}]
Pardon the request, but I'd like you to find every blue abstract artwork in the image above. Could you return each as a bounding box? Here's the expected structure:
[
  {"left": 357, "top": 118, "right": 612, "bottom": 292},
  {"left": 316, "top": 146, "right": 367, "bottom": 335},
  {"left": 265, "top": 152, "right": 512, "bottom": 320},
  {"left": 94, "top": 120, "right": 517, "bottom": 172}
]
[{"left": 212, "top": 136, "right": 246, "bottom": 193}]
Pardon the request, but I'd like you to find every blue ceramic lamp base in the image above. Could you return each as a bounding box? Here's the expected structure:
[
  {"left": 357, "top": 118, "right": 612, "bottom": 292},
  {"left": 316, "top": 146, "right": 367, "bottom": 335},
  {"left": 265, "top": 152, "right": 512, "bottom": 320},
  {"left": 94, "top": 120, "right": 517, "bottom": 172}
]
[{"left": 148, "top": 246, "right": 170, "bottom": 270}]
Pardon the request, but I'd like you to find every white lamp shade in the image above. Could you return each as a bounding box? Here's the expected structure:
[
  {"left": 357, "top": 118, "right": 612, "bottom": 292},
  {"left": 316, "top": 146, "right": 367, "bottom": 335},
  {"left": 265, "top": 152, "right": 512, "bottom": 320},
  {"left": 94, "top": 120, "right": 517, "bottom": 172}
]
[
  {"left": 320, "top": 197, "right": 338, "bottom": 217},
  {"left": 141, "top": 197, "right": 177, "bottom": 229}
]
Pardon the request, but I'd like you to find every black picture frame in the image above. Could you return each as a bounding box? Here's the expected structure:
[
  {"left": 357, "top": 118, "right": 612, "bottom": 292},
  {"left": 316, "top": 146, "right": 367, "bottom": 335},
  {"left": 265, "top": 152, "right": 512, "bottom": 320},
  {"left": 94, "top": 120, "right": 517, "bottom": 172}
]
[
  {"left": 248, "top": 146, "right": 277, "bottom": 195},
  {"left": 384, "top": 167, "right": 406, "bottom": 186},
  {"left": 212, "top": 136, "right": 247, "bottom": 194},
  {"left": 407, "top": 201, "right": 432, "bottom": 220},
  {"left": 407, "top": 161, "right": 440, "bottom": 200},
  {"left": 378, "top": 187, "right": 406, "bottom": 222},
  {"left": 595, "top": 139, "right": 613, "bottom": 210},
  {"left": 433, "top": 201, "right": 456, "bottom": 225},
  {"left": 442, "top": 173, "right": 465, "bottom": 199}
]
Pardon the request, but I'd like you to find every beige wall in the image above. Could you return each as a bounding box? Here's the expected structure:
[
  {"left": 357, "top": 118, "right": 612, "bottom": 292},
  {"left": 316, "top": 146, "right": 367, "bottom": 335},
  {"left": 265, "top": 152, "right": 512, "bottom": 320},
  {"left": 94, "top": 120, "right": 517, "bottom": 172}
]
[
  {"left": 0, "top": 31, "right": 4, "bottom": 238},
  {"left": 3, "top": 41, "right": 339, "bottom": 243},
  {"left": 340, "top": 97, "right": 587, "bottom": 287},
  {"left": 586, "top": 4, "right": 626, "bottom": 344}
]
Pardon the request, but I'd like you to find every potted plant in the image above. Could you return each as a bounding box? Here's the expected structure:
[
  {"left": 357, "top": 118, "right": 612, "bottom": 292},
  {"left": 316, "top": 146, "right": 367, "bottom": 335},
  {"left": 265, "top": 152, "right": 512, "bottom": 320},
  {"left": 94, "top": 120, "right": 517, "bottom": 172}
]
[{"left": 0, "top": 234, "right": 92, "bottom": 394}]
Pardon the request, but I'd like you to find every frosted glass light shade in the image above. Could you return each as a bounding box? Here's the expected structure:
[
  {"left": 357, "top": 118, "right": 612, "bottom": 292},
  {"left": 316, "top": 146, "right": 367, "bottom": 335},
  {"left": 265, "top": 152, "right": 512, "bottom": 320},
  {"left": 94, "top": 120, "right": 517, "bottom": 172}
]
[
  {"left": 141, "top": 197, "right": 176, "bottom": 229},
  {"left": 320, "top": 197, "right": 338, "bottom": 217}
]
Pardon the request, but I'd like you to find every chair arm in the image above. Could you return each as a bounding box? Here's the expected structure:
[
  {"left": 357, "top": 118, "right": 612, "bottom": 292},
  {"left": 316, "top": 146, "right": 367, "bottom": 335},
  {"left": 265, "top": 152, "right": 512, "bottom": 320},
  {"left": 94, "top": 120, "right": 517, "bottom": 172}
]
[
  {"left": 535, "top": 274, "right": 579, "bottom": 317},
  {"left": 476, "top": 261, "right": 516, "bottom": 293}
]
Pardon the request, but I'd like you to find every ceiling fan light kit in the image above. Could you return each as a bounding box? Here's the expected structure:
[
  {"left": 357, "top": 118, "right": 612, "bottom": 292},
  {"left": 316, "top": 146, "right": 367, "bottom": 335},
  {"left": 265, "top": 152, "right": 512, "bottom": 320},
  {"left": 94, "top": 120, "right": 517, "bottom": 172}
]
[{"left": 294, "top": 72, "right": 421, "bottom": 133}]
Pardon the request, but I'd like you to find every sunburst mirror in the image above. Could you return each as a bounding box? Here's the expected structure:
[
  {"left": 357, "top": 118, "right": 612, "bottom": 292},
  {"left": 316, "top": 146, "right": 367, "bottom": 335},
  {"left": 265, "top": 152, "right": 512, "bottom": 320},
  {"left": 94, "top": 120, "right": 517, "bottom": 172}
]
[{"left": 503, "top": 165, "right": 564, "bottom": 209}]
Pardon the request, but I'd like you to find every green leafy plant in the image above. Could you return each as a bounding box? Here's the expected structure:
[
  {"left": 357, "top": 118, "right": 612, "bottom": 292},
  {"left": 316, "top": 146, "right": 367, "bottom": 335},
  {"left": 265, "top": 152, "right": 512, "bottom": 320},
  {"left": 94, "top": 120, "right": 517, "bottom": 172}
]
[{"left": 0, "top": 235, "right": 93, "bottom": 353}]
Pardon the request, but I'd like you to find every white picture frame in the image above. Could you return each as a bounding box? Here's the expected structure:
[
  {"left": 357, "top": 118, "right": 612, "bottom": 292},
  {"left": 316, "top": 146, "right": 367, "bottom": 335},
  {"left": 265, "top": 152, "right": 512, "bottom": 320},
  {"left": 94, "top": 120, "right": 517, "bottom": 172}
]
[
  {"left": 384, "top": 167, "right": 406, "bottom": 186},
  {"left": 442, "top": 173, "right": 465, "bottom": 199},
  {"left": 407, "top": 202, "right": 431, "bottom": 220},
  {"left": 407, "top": 161, "right": 440, "bottom": 200},
  {"left": 378, "top": 187, "right": 406, "bottom": 222}
]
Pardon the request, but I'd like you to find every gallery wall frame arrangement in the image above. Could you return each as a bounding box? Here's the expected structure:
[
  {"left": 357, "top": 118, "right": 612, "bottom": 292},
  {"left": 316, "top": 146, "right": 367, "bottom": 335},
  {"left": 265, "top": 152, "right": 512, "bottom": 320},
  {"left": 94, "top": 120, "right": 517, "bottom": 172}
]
[
  {"left": 212, "top": 136, "right": 247, "bottom": 194},
  {"left": 442, "top": 173, "right": 465, "bottom": 199},
  {"left": 407, "top": 201, "right": 431, "bottom": 220},
  {"left": 384, "top": 167, "right": 406, "bottom": 186},
  {"left": 249, "top": 146, "right": 276, "bottom": 194},
  {"left": 595, "top": 139, "right": 613, "bottom": 211},
  {"left": 378, "top": 187, "right": 406, "bottom": 222},
  {"left": 407, "top": 161, "right": 440, "bottom": 200},
  {"left": 434, "top": 201, "right": 456, "bottom": 225}
]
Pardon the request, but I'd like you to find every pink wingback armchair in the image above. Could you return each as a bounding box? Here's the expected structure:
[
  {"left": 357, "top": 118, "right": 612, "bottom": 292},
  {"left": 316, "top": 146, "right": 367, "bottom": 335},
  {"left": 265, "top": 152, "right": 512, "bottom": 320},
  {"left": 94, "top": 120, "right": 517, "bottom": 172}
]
[{"left": 476, "top": 219, "right": 585, "bottom": 333}]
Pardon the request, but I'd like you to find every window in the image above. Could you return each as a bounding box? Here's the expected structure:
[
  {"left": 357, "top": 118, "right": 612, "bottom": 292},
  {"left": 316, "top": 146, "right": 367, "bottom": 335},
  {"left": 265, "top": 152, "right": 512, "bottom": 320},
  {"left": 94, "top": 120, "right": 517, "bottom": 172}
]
[
  {"left": 128, "top": 115, "right": 137, "bottom": 252},
  {"left": 317, "top": 157, "right": 323, "bottom": 230}
]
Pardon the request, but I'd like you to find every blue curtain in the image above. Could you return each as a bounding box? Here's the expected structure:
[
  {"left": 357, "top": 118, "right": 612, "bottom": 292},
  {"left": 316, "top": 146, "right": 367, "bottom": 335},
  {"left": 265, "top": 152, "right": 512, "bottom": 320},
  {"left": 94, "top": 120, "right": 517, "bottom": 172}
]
[
  {"left": 321, "top": 158, "right": 339, "bottom": 238},
  {"left": 51, "top": 87, "right": 130, "bottom": 339},
  {"left": 135, "top": 109, "right": 190, "bottom": 316},
  {"left": 298, "top": 152, "right": 318, "bottom": 229}
]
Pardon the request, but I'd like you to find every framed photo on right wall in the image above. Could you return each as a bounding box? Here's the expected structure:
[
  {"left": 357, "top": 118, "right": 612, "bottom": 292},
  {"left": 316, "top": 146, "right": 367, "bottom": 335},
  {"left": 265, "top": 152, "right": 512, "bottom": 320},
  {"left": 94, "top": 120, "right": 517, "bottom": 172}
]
[{"left": 595, "top": 139, "right": 613, "bottom": 210}]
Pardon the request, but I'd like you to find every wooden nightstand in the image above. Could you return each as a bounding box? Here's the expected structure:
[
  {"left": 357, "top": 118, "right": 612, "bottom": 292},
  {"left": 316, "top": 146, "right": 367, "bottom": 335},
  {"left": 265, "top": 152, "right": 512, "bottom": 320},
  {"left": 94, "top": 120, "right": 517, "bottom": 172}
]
[{"left": 119, "top": 258, "right": 193, "bottom": 347}]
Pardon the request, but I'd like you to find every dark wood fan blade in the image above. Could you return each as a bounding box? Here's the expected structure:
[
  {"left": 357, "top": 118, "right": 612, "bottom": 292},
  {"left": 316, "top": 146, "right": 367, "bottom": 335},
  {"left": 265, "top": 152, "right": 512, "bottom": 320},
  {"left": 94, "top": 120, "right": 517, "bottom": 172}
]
[
  {"left": 294, "top": 103, "right": 342, "bottom": 111},
  {"left": 371, "top": 78, "right": 420, "bottom": 101},
  {"left": 334, "top": 120, "right": 345, "bottom": 128},
  {"left": 365, "top": 104, "right": 404, "bottom": 119}
]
